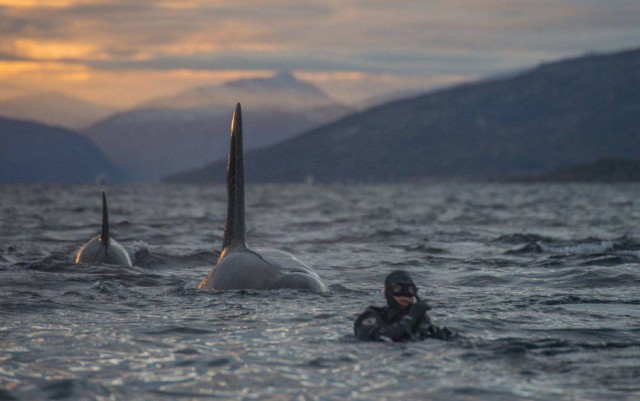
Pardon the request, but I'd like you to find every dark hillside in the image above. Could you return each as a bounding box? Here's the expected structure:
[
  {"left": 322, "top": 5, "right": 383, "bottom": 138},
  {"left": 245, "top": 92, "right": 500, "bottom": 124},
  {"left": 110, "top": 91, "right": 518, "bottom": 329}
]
[
  {"left": 0, "top": 117, "right": 128, "bottom": 184},
  {"left": 167, "top": 47, "right": 640, "bottom": 183}
]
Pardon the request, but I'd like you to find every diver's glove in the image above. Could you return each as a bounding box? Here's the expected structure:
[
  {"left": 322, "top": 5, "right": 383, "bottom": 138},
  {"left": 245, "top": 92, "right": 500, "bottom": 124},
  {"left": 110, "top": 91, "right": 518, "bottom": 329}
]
[
  {"left": 427, "top": 325, "right": 456, "bottom": 340},
  {"left": 407, "top": 300, "right": 431, "bottom": 328}
]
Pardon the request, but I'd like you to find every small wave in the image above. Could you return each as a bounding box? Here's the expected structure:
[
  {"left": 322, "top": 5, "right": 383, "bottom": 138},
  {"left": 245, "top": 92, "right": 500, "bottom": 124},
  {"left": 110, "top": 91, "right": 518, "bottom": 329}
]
[
  {"left": 1, "top": 254, "right": 19, "bottom": 265},
  {"left": 142, "top": 325, "right": 216, "bottom": 335},
  {"left": 327, "top": 283, "right": 349, "bottom": 292},
  {"left": 41, "top": 379, "right": 111, "bottom": 400},
  {"left": 28, "top": 261, "right": 146, "bottom": 276},
  {"left": 504, "top": 236, "right": 640, "bottom": 257},
  {"left": 42, "top": 379, "right": 76, "bottom": 400},
  {"left": 23, "top": 248, "right": 220, "bottom": 270},
  {"left": 497, "top": 338, "right": 571, "bottom": 356},
  {"left": 399, "top": 244, "right": 448, "bottom": 254},
  {"left": 540, "top": 295, "right": 591, "bottom": 305},
  {"left": 466, "top": 332, "right": 640, "bottom": 359},
  {"left": 26, "top": 254, "right": 73, "bottom": 271},
  {"left": 89, "top": 279, "right": 157, "bottom": 306},
  {"left": 1, "top": 291, "right": 66, "bottom": 314},
  {"left": 539, "top": 241, "right": 615, "bottom": 255},
  {"left": 598, "top": 366, "right": 640, "bottom": 393},
  {"left": 306, "top": 355, "right": 356, "bottom": 368},
  {"left": 559, "top": 303, "right": 640, "bottom": 318},
  {"left": 577, "top": 255, "right": 637, "bottom": 266},
  {"left": 23, "top": 251, "right": 149, "bottom": 274},
  {"left": 611, "top": 235, "right": 640, "bottom": 252},
  {"left": 565, "top": 269, "right": 638, "bottom": 288},
  {"left": 460, "top": 337, "right": 573, "bottom": 361},
  {"left": 174, "top": 347, "right": 200, "bottom": 355},
  {"left": 453, "top": 274, "right": 511, "bottom": 287},
  {"left": 541, "top": 295, "right": 639, "bottom": 307},
  {"left": 373, "top": 228, "right": 410, "bottom": 238},
  {"left": 165, "top": 282, "right": 200, "bottom": 296},
  {"left": 133, "top": 251, "right": 219, "bottom": 269},
  {"left": 205, "top": 357, "right": 233, "bottom": 367},
  {"left": 327, "top": 283, "right": 368, "bottom": 295},
  {"left": 0, "top": 389, "right": 16, "bottom": 401},
  {"left": 495, "top": 233, "right": 556, "bottom": 244}
]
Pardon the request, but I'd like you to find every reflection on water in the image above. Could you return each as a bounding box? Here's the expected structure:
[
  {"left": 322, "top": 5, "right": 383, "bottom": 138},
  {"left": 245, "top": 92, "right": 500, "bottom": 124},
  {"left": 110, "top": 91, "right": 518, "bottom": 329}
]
[{"left": 1, "top": 183, "right": 639, "bottom": 400}]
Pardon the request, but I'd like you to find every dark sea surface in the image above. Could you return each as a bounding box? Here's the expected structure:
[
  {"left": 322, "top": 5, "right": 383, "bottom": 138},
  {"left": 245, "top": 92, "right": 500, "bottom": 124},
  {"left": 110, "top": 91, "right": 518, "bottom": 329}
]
[{"left": 1, "top": 183, "right": 639, "bottom": 400}]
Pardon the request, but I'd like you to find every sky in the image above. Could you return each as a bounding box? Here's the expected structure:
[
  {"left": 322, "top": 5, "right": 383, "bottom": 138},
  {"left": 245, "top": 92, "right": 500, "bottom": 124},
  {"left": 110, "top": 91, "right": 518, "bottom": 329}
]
[{"left": 1, "top": 0, "right": 639, "bottom": 109}]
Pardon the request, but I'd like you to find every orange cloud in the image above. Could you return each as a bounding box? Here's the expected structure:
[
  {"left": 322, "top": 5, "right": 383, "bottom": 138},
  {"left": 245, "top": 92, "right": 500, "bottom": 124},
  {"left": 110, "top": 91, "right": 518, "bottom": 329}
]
[
  {"left": 157, "top": 1, "right": 215, "bottom": 9},
  {"left": 70, "top": 69, "right": 276, "bottom": 108},
  {"left": 0, "top": 60, "right": 92, "bottom": 91},
  {"left": 0, "top": 0, "right": 637, "bottom": 110},
  {"left": 0, "top": 0, "right": 82, "bottom": 8},
  {"left": 14, "top": 39, "right": 97, "bottom": 60},
  {"left": 0, "top": 60, "right": 85, "bottom": 74},
  {"left": 0, "top": 61, "right": 275, "bottom": 108}
]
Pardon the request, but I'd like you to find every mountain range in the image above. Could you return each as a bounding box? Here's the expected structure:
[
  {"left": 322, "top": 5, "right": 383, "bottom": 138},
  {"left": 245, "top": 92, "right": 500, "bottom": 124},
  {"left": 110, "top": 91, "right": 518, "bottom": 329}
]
[
  {"left": 0, "top": 117, "right": 127, "bottom": 184},
  {"left": 84, "top": 71, "right": 352, "bottom": 180},
  {"left": 166, "top": 47, "right": 640, "bottom": 183}
]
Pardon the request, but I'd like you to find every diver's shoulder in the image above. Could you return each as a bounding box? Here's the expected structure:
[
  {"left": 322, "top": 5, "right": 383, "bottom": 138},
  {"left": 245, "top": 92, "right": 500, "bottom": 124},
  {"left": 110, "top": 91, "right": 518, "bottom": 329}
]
[
  {"left": 355, "top": 305, "right": 385, "bottom": 322},
  {"left": 363, "top": 305, "right": 385, "bottom": 315}
]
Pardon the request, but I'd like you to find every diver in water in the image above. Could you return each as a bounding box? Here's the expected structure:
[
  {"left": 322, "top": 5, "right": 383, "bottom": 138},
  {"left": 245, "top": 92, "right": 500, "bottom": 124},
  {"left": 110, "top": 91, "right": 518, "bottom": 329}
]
[{"left": 354, "top": 270, "right": 454, "bottom": 342}]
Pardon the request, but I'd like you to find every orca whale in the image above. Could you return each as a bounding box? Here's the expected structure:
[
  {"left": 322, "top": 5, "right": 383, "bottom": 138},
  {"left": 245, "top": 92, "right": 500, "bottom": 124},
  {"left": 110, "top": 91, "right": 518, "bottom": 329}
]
[
  {"left": 197, "top": 103, "right": 328, "bottom": 292},
  {"left": 74, "top": 191, "right": 132, "bottom": 267}
]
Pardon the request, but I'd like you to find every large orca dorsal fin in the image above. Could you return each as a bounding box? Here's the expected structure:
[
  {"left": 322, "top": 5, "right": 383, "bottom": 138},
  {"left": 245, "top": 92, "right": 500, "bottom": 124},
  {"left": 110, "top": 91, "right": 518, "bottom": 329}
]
[
  {"left": 100, "top": 191, "right": 110, "bottom": 245},
  {"left": 222, "top": 103, "right": 247, "bottom": 250}
]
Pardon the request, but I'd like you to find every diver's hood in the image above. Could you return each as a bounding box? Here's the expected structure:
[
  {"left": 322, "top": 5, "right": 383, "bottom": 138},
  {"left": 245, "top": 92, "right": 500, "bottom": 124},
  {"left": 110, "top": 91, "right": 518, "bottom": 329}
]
[{"left": 384, "top": 270, "right": 416, "bottom": 309}]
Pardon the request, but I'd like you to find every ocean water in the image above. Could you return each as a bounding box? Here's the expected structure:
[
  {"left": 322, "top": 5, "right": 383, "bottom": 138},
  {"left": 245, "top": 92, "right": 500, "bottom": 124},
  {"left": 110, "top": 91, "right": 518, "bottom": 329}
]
[{"left": 1, "top": 183, "right": 639, "bottom": 400}]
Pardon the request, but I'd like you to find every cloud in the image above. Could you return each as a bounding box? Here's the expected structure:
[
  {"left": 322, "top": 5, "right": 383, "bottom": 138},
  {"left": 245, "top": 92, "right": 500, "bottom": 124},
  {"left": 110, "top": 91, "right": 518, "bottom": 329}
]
[
  {"left": 0, "top": 0, "right": 638, "bottom": 106},
  {"left": 2, "top": 1, "right": 638, "bottom": 68}
]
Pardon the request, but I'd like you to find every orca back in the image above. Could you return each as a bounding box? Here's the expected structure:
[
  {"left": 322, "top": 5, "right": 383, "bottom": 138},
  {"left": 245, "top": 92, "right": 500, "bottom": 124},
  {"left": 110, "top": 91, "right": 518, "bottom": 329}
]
[
  {"left": 74, "top": 191, "right": 132, "bottom": 267},
  {"left": 197, "top": 103, "right": 327, "bottom": 292}
]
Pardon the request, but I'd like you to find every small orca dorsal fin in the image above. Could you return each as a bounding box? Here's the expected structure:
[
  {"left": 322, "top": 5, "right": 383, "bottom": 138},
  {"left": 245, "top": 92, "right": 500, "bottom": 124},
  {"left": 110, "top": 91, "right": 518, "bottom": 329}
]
[
  {"left": 100, "top": 191, "right": 110, "bottom": 245},
  {"left": 222, "top": 103, "right": 247, "bottom": 250}
]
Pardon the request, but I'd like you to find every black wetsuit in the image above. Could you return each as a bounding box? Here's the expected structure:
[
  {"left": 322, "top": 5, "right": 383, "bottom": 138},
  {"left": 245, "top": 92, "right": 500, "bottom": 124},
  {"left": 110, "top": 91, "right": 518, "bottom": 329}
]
[{"left": 354, "top": 302, "right": 454, "bottom": 342}]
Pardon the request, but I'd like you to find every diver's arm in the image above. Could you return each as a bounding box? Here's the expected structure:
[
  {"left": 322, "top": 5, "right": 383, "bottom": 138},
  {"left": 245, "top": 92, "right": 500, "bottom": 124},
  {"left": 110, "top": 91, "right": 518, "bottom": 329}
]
[
  {"left": 353, "top": 309, "right": 379, "bottom": 341},
  {"left": 354, "top": 308, "right": 413, "bottom": 342},
  {"left": 354, "top": 308, "right": 392, "bottom": 341},
  {"left": 378, "top": 316, "right": 416, "bottom": 342},
  {"left": 355, "top": 302, "right": 430, "bottom": 342}
]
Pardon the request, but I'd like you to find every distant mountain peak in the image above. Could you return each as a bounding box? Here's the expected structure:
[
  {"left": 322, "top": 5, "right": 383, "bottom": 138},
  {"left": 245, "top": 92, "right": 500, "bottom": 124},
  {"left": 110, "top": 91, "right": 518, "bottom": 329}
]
[
  {"left": 142, "top": 71, "right": 337, "bottom": 111},
  {"left": 85, "top": 70, "right": 353, "bottom": 180},
  {"left": 275, "top": 69, "right": 296, "bottom": 80},
  {"left": 221, "top": 70, "right": 328, "bottom": 99}
]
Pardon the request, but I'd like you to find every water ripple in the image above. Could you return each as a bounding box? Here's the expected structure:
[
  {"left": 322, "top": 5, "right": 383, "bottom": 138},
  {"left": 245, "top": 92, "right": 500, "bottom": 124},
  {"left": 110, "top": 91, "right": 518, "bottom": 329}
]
[{"left": 1, "top": 183, "right": 639, "bottom": 400}]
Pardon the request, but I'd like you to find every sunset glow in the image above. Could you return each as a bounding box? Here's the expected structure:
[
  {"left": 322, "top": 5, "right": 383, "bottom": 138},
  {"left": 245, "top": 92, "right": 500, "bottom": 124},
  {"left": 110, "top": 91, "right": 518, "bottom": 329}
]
[
  {"left": 0, "top": 0, "right": 638, "bottom": 107},
  {"left": 0, "top": 0, "right": 77, "bottom": 7},
  {"left": 14, "top": 40, "right": 98, "bottom": 60}
]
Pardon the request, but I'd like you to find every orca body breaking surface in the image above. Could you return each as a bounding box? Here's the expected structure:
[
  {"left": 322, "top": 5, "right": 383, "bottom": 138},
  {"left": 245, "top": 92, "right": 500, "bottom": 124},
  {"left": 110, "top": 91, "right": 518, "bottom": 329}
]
[
  {"left": 74, "top": 192, "right": 132, "bottom": 267},
  {"left": 197, "top": 104, "right": 328, "bottom": 292}
]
